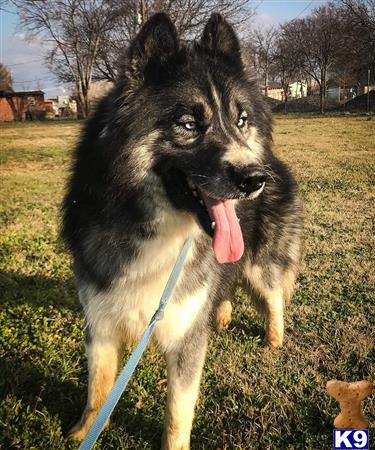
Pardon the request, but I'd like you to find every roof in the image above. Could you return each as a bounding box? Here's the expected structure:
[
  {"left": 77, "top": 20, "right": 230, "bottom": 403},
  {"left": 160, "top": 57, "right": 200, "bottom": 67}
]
[{"left": 0, "top": 90, "right": 44, "bottom": 98}]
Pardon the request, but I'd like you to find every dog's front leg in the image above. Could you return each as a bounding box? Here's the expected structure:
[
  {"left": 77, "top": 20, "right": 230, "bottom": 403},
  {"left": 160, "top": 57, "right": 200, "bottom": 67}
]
[
  {"left": 263, "top": 290, "right": 285, "bottom": 348},
  {"left": 162, "top": 331, "right": 207, "bottom": 450},
  {"left": 69, "top": 328, "right": 120, "bottom": 441}
]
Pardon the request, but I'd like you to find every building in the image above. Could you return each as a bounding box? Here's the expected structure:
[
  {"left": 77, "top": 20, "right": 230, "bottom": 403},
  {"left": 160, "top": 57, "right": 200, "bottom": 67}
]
[
  {"left": 262, "top": 80, "right": 308, "bottom": 101},
  {"left": 43, "top": 99, "right": 59, "bottom": 117},
  {"left": 0, "top": 90, "right": 45, "bottom": 121},
  {"left": 289, "top": 81, "right": 307, "bottom": 98},
  {"left": 45, "top": 96, "right": 77, "bottom": 117},
  {"left": 261, "top": 81, "right": 284, "bottom": 101}
]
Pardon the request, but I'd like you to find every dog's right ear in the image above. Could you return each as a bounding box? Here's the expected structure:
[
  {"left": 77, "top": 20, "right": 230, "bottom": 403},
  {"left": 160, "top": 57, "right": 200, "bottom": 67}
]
[{"left": 125, "top": 13, "right": 179, "bottom": 83}]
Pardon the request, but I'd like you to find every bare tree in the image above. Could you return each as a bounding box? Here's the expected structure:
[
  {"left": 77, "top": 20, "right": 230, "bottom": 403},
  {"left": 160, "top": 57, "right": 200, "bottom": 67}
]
[
  {"left": 282, "top": 5, "right": 342, "bottom": 113},
  {"left": 0, "top": 63, "right": 13, "bottom": 92},
  {"left": 12, "top": 0, "right": 253, "bottom": 114},
  {"left": 341, "top": 0, "right": 375, "bottom": 32},
  {"left": 251, "top": 26, "right": 277, "bottom": 97},
  {"left": 272, "top": 32, "right": 300, "bottom": 111},
  {"left": 95, "top": 0, "right": 254, "bottom": 80},
  {"left": 12, "top": 0, "right": 116, "bottom": 118},
  {"left": 338, "top": 0, "right": 375, "bottom": 87}
]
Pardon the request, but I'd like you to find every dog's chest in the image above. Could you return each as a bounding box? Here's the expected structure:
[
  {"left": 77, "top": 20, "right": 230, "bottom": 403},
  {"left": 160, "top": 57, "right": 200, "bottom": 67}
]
[{"left": 82, "top": 214, "right": 208, "bottom": 351}]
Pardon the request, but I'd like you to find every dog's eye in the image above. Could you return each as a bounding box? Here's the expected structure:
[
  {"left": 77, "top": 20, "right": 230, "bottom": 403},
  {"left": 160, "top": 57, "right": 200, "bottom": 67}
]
[
  {"left": 237, "top": 113, "right": 248, "bottom": 129},
  {"left": 177, "top": 115, "right": 198, "bottom": 133},
  {"left": 183, "top": 121, "right": 197, "bottom": 131}
]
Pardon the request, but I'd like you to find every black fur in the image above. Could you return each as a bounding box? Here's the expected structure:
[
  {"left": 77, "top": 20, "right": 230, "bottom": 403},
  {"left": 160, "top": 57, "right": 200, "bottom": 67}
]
[
  {"left": 62, "top": 13, "right": 303, "bottom": 446},
  {"left": 62, "top": 14, "right": 300, "bottom": 289}
]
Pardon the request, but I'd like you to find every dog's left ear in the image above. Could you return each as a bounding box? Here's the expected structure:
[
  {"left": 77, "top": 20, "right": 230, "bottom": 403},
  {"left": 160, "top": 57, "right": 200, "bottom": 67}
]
[{"left": 200, "top": 13, "right": 241, "bottom": 63}]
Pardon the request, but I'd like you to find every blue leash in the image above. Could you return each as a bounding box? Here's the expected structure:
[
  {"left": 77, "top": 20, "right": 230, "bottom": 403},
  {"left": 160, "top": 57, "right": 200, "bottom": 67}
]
[{"left": 78, "top": 237, "right": 192, "bottom": 450}]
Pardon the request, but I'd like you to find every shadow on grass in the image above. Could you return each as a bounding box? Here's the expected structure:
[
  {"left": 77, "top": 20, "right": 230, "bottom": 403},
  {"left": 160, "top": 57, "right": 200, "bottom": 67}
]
[
  {"left": 0, "top": 270, "right": 78, "bottom": 309},
  {"left": 229, "top": 319, "right": 265, "bottom": 341},
  {"left": 0, "top": 354, "right": 164, "bottom": 449},
  {"left": 0, "top": 358, "right": 83, "bottom": 431},
  {"left": 0, "top": 270, "right": 165, "bottom": 448}
]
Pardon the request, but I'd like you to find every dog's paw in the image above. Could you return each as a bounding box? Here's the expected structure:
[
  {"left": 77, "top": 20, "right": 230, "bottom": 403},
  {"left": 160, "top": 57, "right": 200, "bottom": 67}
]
[
  {"left": 67, "top": 422, "right": 88, "bottom": 442},
  {"left": 161, "top": 435, "right": 190, "bottom": 450},
  {"left": 67, "top": 413, "right": 109, "bottom": 442},
  {"left": 215, "top": 300, "right": 232, "bottom": 331},
  {"left": 264, "top": 334, "right": 283, "bottom": 349}
]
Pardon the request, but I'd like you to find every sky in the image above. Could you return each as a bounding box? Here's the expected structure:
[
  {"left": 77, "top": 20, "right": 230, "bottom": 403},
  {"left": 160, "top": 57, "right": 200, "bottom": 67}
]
[{"left": 0, "top": 1, "right": 327, "bottom": 98}]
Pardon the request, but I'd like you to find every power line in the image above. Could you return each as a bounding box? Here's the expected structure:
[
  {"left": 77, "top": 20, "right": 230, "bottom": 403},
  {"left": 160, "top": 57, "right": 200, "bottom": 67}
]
[
  {"left": 293, "top": 0, "right": 315, "bottom": 20},
  {"left": 254, "top": 0, "right": 265, "bottom": 13},
  {"left": 0, "top": 6, "right": 17, "bottom": 15},
  {"left": 5, "top": 58, "right": 45, "bottom": 67}
]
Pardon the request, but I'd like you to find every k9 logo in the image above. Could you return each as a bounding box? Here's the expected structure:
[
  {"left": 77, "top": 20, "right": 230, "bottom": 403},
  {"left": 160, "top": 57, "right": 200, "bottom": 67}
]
[{"left": 333, "top": 430, "right": 369, "bottom": 449}]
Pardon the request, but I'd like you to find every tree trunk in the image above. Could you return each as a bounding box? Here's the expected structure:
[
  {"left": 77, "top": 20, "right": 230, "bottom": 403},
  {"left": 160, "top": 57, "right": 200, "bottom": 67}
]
[
  {"left": 77, "top": 91, "right": 87, "bottom": 119},
  {"left": 76, "top": 81, "right": 90, "bottom": 119},
  {"left": 82, "top": 85, "right": 90, "bottom": 118},
  {"left": 320, "top": 69, "right": 326, "bottom": 114}
]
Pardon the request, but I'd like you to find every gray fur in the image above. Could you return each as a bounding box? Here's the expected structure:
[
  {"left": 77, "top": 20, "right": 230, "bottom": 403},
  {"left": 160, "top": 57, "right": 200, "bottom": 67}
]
[{"left": 62, "top": 13, "right": 303, "bottom": 449}]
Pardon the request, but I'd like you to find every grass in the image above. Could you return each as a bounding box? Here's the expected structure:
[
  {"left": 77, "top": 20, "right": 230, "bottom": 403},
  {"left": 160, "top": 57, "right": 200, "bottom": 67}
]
[{"left": 0, "top": 115, "right": 374, "bottom": 450}]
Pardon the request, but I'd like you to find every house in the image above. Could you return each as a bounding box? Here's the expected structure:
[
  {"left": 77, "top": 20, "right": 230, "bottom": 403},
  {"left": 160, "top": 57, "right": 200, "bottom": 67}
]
[
  {"left": 261, "top": 80, "right": 307, "bottom": 101},
  {"left": 326, "top": 79, "right": 358, "bottom": 103},
  {"left": 289, "top": 81, "right": 307, "bottom": 98},
  {"left": 56, "top": 95, "right": 77, "bottom": 114},
  {"left": 261, "top": 81, "right": 284, "bottom": 101},
  {"left": 43, "top": 99, "right": 59, "bottom": 117},
  {"left": 46, "top": 96, "right": 77, "bottom": 117},
  {"left": 0, "top": 90, "right": 45, "bottom": 121}
]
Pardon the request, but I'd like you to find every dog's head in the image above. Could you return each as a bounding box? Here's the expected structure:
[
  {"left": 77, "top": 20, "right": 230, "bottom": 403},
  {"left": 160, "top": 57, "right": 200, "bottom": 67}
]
[{"left": 114, "top": 13, "right": 273, "bottom": 263}]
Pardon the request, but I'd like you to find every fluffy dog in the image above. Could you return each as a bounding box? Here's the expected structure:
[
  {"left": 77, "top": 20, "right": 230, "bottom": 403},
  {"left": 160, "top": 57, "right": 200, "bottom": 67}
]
[{"left": 62, "top": 12, "right": 303, "bottom": 449}]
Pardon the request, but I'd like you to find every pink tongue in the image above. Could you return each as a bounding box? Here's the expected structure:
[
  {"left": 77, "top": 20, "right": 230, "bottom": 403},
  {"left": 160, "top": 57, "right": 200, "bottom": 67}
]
[{"left": 201, "top": 194, "right": 244, "bottom": 264}]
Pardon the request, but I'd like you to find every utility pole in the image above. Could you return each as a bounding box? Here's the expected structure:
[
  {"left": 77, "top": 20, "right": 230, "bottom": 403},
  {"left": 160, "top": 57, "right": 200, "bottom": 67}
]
[
  {"left": 367, "top": 68, "right": 371, "bottom": 116},
  {"left": 140, "top": 0, "right": 146, "bottom": 25}
]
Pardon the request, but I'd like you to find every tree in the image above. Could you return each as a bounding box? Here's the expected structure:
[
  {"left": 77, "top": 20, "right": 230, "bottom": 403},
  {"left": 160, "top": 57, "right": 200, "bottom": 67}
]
[
  {"left": 12, "top": 0, "right": 116, "bottom": 118},
  {"left": 12, "top": 0, "right": 254, "bottom": 114},
  {"left": 251, "top": 26, "right": 277, "bottom": 97},
  {"left": 94, "top": 0, "right": 254, "bottom": 81},
  {"left": 0, "top": 63, "right": 13, "bottom": 92},
  {"left": 272, "top": 33, "right": 299, "bottom": 111},
  {"left": 338, "top": 0, "right": 375, "bottom": 87},
  {"left": 341, "top": 0, "right": 375, "bottom": 32},
  {"left": 282, "top": 5, "right": 342, "bottom": 113}
]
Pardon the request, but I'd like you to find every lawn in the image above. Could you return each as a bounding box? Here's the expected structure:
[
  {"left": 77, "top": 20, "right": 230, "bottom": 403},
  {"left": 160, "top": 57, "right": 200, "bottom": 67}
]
[{"left": 0, "top": 115, "right": 374, "bottom": 450}]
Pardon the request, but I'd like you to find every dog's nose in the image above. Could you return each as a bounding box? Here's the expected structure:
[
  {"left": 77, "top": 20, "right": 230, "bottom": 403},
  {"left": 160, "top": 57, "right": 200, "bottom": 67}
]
[{"left": 235, "top": 167, "right": 267, "bottom": 195}]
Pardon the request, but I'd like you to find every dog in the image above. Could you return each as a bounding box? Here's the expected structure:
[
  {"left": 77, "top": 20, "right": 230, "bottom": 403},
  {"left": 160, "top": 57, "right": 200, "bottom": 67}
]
[{"left": 62, "top": 12, "right": 303, "bottom": 449}]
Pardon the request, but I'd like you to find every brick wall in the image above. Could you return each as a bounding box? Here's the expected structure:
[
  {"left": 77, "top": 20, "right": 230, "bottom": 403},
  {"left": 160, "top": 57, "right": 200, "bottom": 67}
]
[{"left": 0, "top": 93, "right": 45, "bottom": 121}]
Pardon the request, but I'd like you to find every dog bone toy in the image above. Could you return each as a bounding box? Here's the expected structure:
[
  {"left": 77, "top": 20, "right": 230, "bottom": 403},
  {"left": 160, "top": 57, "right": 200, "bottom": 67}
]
[{"left": 326, "top": 380, "right": 373, "bottom": 429}]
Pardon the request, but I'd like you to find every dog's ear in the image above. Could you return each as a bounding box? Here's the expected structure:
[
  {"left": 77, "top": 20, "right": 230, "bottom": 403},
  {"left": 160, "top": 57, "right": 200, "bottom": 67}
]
[
  {"left": 125, "top": 13, "right": 179, "bottom": 82},
  {"left": 200, "top": 13, "right": 241, "bottom": 63}
]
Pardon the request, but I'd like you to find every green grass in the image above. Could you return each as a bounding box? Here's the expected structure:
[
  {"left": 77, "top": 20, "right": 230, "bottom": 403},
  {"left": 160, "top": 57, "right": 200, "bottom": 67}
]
[{"left": 0, "top": 116, "right": 374, "bottom": 449}]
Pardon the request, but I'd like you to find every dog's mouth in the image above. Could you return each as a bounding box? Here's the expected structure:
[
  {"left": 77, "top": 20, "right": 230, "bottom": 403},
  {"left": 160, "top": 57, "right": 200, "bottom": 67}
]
[{"left": 186, "top": 179, "right": 245, "bottom": 264}]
